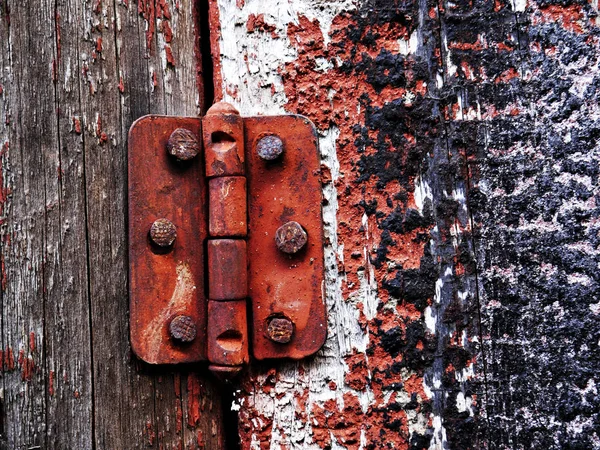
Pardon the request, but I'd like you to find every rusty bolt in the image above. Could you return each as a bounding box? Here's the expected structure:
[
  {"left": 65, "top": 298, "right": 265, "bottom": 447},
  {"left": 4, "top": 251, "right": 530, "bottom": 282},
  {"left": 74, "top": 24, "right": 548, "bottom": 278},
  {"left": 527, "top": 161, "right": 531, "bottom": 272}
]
[
  {"left": 275, "top": 221, "right": 307, "bottom": 254},
  {"left": 150, "top": 218, "right": 177, "bottom": 247},
  {"left": 167, "top": 128, "right": 200, "bottom": 161},
  {"left": 256, "top": 135, "right": 284, "bottom": 161},
  {"left": 169, "top": 315, "right": 197, "bottom": 343},
  {"left": 266, "top": 317, "right": 294, "bottom": 344}
]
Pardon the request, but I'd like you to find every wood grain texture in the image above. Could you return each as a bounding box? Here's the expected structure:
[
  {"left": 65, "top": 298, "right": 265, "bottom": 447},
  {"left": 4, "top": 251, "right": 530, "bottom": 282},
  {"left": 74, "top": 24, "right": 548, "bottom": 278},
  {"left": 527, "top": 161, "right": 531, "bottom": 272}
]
[{"left": 0, "top": 0, "right": 223, "bottom": 448}]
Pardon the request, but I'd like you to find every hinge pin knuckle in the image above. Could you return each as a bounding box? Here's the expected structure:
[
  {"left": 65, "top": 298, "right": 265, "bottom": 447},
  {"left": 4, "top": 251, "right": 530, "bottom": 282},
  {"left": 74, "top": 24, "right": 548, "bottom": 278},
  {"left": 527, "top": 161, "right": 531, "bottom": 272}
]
[{"left": 204, "top": 102, "right": 250, "bottom": 379}]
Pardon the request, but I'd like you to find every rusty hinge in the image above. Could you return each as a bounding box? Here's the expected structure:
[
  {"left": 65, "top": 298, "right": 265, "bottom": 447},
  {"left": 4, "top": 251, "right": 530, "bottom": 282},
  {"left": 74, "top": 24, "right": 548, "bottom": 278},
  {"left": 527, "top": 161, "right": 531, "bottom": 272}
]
[{"left": 128, "top": 102, "right": 326, "bottom": 380}]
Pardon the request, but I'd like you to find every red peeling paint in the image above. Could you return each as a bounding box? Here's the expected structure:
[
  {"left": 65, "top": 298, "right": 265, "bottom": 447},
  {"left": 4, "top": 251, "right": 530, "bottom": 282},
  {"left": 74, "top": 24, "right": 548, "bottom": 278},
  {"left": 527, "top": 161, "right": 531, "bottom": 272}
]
[
  {"left": 1, "top": 257, "right": 6, "bottom": 291},
  {"left": 49, "top": 370, "right": 55, "bottom": 396},
  {"left": 29, "top": 332, "right": 35, "bottom": 352},
  {"left": 246, "top": 14, "right": 278, "bottom": 38},
  {"left": 162, "top": 20, "right": 173, "bottom": 43},
  {"left": 165, "top": 45, "right": 176, "bottom": 66},
  {"left": 95, "top": 37, "right": 103, "bottom": 53},
  {"left": 207, "top": 0, "right": 224, "bottom": 102},
  {"left": 536, "top": 4, "right": 585, "bottom": 33},
  {"left": 20, "top": 352, "right": 35, "bottom": 382},
  {"left": 118, "top": 77, "right": 125, "bottom": 93},
  {"left": 145, "top": 420, "right": 155, "bottom": 446},
  {"left": 186, "top": 373, "right": 202, "bottom": 427},
  {"left": 96, "top": 116, "right": 108, "bottom": 143},
  {"left": 344, "top": 350, "right": 369, "bottom": 391},
  {"left": 2, "top": 348, "right": 14, "bottom": 371},
  {"left": 138, "top": 0, "right": 156, "bottom": 52},
  {"left": 72, "top": 117, "right": 82, "bottom": 134}
]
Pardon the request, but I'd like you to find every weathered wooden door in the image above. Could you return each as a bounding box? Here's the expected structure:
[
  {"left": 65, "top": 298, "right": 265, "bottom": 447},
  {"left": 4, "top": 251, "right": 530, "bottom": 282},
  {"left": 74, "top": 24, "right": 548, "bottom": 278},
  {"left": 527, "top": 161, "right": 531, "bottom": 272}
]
[{"left": 1, "top": 0, "right": 599, "bottom": 448}]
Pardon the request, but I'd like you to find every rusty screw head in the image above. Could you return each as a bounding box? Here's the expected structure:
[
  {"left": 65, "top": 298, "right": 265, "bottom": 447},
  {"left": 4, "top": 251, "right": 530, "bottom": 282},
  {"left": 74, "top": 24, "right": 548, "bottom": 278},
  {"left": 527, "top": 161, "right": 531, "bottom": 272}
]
[
  {"left": 266, "top": 317, "right": 294, "bottom": 344},
  {"left": 150, "top": 218, "right": 177, "bottom": 247},
  {"left": 167, "top": 128, "right": 200, "bottom": 161},
  {"left": 169, "top": 315, "right": 197, "bottom": 343},
  {"left": 256, "top": 135, "right": 284, "bottom": 161},
  {"left": 275, "top": 221, "right": 308, "bottom": 254}
]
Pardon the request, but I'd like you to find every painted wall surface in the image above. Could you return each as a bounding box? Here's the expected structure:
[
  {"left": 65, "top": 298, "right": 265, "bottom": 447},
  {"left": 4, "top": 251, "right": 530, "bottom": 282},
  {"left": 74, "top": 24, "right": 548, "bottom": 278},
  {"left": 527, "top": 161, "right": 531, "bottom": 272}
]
[{"left": 212, "top": 0, "right": 600, "bottom": 448}]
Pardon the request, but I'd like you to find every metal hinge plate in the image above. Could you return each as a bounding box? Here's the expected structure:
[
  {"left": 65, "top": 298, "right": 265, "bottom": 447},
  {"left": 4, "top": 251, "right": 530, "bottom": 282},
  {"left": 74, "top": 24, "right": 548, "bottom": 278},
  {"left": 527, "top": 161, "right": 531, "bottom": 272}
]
[{"left": 128, "top": 106, "right": 326, "bottom": 371}]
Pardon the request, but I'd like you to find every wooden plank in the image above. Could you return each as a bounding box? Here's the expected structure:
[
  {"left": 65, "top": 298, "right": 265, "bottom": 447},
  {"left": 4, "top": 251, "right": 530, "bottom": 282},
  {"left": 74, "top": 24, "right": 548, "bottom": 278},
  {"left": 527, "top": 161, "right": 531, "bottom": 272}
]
[
  {"left": 0, "top": 0, "right": 224, "bottom": 447},
  {"left": 0, "top": 0, "right": 70, "bottom": 447}
]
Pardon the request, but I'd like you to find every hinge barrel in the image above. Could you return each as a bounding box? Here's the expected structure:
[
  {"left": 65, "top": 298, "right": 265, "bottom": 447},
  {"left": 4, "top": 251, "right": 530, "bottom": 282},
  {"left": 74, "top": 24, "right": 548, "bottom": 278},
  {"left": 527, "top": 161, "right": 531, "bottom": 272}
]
[{"left": 203, "top": 104, "right": 250, "bottom": 379}]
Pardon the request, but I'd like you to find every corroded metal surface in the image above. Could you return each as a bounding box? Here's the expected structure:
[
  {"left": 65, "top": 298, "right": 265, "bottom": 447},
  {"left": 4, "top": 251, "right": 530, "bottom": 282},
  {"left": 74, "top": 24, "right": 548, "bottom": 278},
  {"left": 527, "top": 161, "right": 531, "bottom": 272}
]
[
  {"left": 207, "top": 239, "right": 248, "bottom": 301},
  {"left": 169, "top": 315, "right": 197, "bottom": 343},
  {"left": 256, "top": 135, "right": 284, "bottom": 161},
  {"left": 207, "top": 300, "right": 249, "bottom": 366},
  {"left": 203, "top": 102, "right": 245, "bottom": 177},
  {"left": 266, "top": 316, "right": 294, "bottom": 344},
  {"left": 246, "top": 115, "right": 326, "bottom": 360},
  {"left": 208, "top": 177, "right": 247, "bottom": 237},
  {"left": 128, "top": 116, "right": 206, "bottom": 364},
  {"left": 166, "top": 128, "right": 200, "bottom": 161},
  {"left": 149, "top": 218, "right": 177, "bottom": 248},
  {"left": 275, "top": 221, "right": 308, "bottom": 254},
  {"left": 129, "top": 112, "right": 326, "bottom": 365}
]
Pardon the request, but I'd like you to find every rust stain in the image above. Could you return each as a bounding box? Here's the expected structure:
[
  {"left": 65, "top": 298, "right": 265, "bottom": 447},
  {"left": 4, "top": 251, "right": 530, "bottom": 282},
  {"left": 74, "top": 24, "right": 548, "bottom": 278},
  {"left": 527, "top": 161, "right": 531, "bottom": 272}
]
[{"left": 140, "top": 261, "right": 196, "bottom": 362}]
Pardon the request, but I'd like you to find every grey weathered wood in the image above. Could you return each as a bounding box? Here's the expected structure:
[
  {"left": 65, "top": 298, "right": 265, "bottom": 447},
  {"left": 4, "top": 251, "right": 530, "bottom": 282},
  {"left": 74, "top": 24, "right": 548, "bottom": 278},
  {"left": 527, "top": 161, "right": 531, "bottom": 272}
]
[{"left": 0, "top": 0, "right": 224, "bottom": 448}]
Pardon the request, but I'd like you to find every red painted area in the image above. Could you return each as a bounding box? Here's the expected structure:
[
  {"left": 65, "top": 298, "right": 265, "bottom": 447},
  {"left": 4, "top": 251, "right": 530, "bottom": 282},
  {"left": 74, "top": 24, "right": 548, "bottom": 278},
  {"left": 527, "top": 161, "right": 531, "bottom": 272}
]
[
  {"left": 29, "top": 332, "right": 35, "bottom": 352},
  {"left": 138, "top": 0, "right": 156, "bottom": 51},
  {"left": 145, "top": 420, "right": 155, "bottom": 446},
  {"left": 2, "top": 348, "right": 15, "bottom": 371},
  {"left": 344, "top": 350, "right": 369, "bottom": 391},
  {"left": 207, "top": 0, "right": 224, "bottom": 103},
  {"left": 165, "top": 45, "right": 176, "bottom": 66},
  {"left": 273, "top": 12, "right": 435, "bottom": 449},
  {"left": 246, "top": 14, "right": 278, "bottom": 38},
  {"left": 186, "top": 373, "right": 202, "bottom": 428},
  {"left": 49, "top": 370, "right": 55, "bottom": 396},
  {"left": 536, "top": 4, "right": 585, "bottom": 33},
  {"left": 96, "top": 116, "right": 108, "bottom": 143},
  {"left": 72, "top": 117, "right": 82, "bottom": 134}
]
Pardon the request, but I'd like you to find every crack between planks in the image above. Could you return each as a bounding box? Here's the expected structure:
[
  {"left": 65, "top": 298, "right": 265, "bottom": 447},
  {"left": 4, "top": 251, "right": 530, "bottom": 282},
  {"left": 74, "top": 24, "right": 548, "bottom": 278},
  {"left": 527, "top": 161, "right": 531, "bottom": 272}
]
[{"left": 433, "top": 0, "right": 492, "bottom": 447}]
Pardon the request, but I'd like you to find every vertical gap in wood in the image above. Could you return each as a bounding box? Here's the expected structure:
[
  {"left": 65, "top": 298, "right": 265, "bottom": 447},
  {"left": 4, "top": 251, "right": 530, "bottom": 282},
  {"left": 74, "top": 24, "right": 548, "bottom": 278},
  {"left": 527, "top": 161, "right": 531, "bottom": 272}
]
[
  {"left": 0, "top": 0, "right": 7, "bottom": 443},
  {"left": 46, "top": 0, "right": 59, "bottom": 441},
  {"left": 196, "top": 0, "right": 215, "bottom": 111},
  {"left": 221, "top": 386, "right": 240, "bottom": 450},
  {"left": 461, "top": 140, "right": 491, "bottom": 445},
  {"left": 0, "top": 0, "right": 5, "bottom": 431}
]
